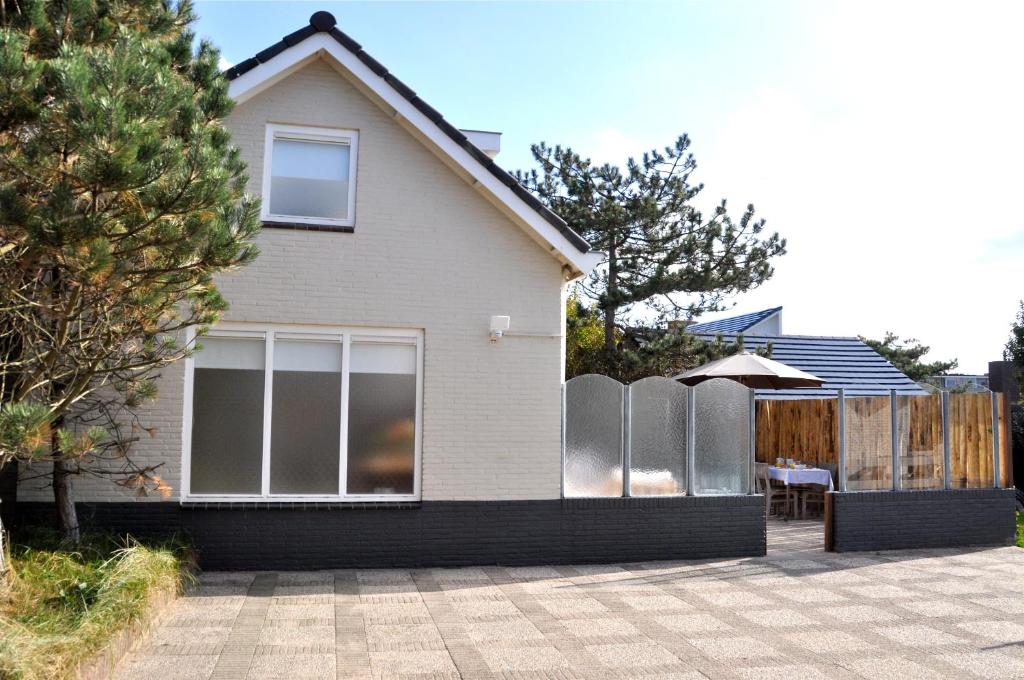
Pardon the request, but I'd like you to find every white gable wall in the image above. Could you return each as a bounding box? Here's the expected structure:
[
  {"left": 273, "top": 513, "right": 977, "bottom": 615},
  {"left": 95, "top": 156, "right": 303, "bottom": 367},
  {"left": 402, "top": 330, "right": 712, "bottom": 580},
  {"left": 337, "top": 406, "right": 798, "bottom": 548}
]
[{"left": 18, "top": 58, "right": 567, "bottom": 503}]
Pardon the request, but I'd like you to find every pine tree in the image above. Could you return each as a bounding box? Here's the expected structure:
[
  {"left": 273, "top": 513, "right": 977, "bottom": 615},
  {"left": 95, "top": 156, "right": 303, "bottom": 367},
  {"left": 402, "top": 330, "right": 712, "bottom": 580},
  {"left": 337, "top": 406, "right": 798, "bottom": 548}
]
[
  {"left": 517, "top": 134, "right": 785, "bottom": 379},
  {"left": 860, "top": 332, "right": 957, "bottom": 383},
  {"left": 0, "top": 0, "right": 260, "bottom": 542}
]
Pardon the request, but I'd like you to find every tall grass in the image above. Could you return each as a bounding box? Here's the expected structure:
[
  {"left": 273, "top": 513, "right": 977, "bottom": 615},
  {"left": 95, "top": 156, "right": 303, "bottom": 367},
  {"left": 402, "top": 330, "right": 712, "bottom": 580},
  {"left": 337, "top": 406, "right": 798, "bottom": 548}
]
[{"left": 0, "top": 529, "right": 192, "bottom": 680}]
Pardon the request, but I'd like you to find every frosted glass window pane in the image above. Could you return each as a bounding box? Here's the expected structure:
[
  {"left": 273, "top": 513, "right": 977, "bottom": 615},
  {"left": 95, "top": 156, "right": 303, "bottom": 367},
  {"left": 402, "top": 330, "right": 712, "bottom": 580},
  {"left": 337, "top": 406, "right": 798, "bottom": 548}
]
[
  {"left": 270, "top": 341, "right": 341, "bottom": 494},
  {"left": 347, "top": 343, "right": 416, "bottom": 495},
  {"left": 194, "top": 335, "right": 264, "bottom": 369},
  {"left": 845, "top": 396, "right": 892, "bottom": 491},
  {"left": 694, "top": 378, "right": 750, "bottom": 495},
  {"left": 948, "top": 392, "right": 994, "bottom": 488},
  {"left": 564, "top": 375, "right": 623, "bottom": 497},
  {"left": 190, "top": 337, "right": 265, "bottom": 494},
  {"left": 897, "top": 395, "right": 944, "bottom": 489},
  {"left": 350, "top": 343, "right": 416, "bottom": 374},
  {"left": 629, "top": 377, "right": 687, "bottom": 496},
  {"left": 270, "top": 138, "right": 350, "bottom": 220}
]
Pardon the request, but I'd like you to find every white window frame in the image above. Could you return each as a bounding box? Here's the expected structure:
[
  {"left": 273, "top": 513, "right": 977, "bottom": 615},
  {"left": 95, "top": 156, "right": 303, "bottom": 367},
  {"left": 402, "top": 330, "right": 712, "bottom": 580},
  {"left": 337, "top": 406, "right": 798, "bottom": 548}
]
[
  {"left": 181, "top": 322, "right": 423, "bottom": 503},
  {"left": 261, "top": 123, "right": 360, "bottom": 227}
]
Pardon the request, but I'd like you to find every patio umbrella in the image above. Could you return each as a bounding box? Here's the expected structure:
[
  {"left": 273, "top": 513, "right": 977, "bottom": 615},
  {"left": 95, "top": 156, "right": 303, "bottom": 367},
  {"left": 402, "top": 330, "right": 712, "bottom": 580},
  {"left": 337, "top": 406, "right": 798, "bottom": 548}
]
[{"left": 673, "top": 352, "right": 825, "bottom": 390}]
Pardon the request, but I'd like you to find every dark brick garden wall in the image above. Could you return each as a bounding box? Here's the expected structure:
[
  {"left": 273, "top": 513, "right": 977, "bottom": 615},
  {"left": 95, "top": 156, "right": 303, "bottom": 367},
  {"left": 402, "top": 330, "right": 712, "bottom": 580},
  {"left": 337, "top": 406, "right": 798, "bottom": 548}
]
[
  {"left": 830, "top": 489, "right": 1017, "bottom": 552},
  {"left": 13, "top": 495, "right": 766, "bottom": 569}
]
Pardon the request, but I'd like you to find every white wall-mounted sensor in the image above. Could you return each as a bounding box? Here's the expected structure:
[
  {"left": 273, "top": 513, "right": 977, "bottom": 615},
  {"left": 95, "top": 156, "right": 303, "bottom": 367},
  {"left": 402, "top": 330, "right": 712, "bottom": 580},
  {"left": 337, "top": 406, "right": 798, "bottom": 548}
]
[{"left": 489, "top": 315, "right": 510, "bottom": 342}]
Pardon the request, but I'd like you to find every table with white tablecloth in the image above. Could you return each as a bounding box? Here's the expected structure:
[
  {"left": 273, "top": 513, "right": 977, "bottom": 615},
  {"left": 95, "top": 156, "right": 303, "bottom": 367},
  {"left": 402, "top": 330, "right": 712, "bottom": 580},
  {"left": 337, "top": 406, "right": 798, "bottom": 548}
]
[{"left": 768, "top": 466, "right": 834, "bottom": 491}]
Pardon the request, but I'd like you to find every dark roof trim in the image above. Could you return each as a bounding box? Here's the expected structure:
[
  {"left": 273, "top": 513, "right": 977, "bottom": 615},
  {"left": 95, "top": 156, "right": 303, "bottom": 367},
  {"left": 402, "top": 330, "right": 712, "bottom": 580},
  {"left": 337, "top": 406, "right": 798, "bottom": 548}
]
[{"left": 224, "top": 11, "right": 592, "bottom": 255}]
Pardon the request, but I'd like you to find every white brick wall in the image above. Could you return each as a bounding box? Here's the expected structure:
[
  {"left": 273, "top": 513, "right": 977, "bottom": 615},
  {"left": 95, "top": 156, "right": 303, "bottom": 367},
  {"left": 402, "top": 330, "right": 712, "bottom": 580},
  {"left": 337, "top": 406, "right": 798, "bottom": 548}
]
[{"left": 21, "top": 58, "right": 566, "bottom": 503}]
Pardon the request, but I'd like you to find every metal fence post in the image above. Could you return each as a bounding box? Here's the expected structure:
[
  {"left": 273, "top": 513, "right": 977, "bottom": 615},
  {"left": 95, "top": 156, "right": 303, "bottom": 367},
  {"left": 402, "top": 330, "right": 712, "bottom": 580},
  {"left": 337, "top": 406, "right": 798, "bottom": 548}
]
[
  {"left": 622, "top": 384, "right": 631, "bottom": 497},
  {"left": 560, "top": 382, "right": 566, "bottom": 498},
  {"left": 837, "top": 388, "right": 847, "bottom": 492},
  {"left": 686, "top": 387, "right": 697, "bottom": 496},
  {"left": 891, "top": 389, "right": 900, "bottom": 492},
  {"left": 749, "top": 388, "right": 757, "bottom": 495},
  {"left": 942, "top": 391, "right": 951, "bottom": 489},
  {"left": 991, "top": 391, "right": 1001, "bottom": 489}
]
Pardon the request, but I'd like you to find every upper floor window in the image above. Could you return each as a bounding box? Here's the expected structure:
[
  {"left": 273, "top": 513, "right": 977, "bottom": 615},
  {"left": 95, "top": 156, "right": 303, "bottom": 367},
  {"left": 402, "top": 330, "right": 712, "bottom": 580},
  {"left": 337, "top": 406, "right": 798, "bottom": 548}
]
[{"left": 261, "top": 124, "right": 359, "bottom": 228}]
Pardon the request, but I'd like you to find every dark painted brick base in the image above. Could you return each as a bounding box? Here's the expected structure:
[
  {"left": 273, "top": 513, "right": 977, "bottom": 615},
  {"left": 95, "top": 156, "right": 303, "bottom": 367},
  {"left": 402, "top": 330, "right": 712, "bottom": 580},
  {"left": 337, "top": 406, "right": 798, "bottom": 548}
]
[
  {"left": 830, "top": 489, "right": 1017, "bottom": 552},
  {"left": 13, "top": 496, "right": 766, "bottom": 569}
]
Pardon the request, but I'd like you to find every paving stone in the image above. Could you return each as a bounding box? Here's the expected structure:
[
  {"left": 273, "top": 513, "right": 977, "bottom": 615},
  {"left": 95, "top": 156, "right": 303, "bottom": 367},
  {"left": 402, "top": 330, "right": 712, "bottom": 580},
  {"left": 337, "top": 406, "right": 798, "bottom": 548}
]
[
  {"left": 114, "top": 653, "right": 219, "bottom": 680},
  {"left": 621, "top": 594, "right": 693, "bottom": 612},
  {"left": 734, "top": 665, "right": 835, "bottom": 680},
  {"left": 874, "top": 624, "right": 966, "bottom": 647},
  {"left": 847, "top": 656, "right": 945, "bottom": 680},
  {"left": 938, "top": 651, "right": 1024, "bottom": 679},
  {"left": 368, "top": 649, "right": 459, "bottom": 675},
  {"left": 956, "top": 620, "right": 1024, "bottom": 644},
  {"left": 560, "top": 618, "right": 642, "bottom": 640},
  {"left": 898, "top": 600, "right": 979, "bottom": 618},
  {"left": 689, "top": 636, "right": 780, "bottom": 660},
  {"left": 465, "top": 618, "right": 545, "bottom": 643},
  {"left": 656, "top": 613, "right": 733, "bottom": 634},
  {"left": 247, "top": 653, "right": 334, "bottom": 679},
  {"left": 786, "top": 630, "right": 875, "bottom": 652},
  {"left": 478, "top": 644, "right": 568, "bottom": 672},
  {"left": 819, "top": 604, "right": 898, "bottom": 623},
  {"left": 585, "top": 641, "right": 683, "bottom": 667},
  {"left": 737, "top": 608, "right": 817, "bottom": 627}
]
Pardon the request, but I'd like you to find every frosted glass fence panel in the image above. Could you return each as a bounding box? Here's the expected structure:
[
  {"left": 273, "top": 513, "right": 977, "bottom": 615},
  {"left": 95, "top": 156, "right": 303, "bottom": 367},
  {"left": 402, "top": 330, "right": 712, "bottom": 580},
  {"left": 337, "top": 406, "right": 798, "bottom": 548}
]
[
  {"left": 948, "top": 392, "right": 994, "bottom": 488},
  {"left": 629, "top": 377, "right": 688, "bottom": 496},
  {"left": 896, "top": 395, "right": 944, "bottom": 490},
  {"left": 564, "top": 375, "right": 624, "bottom": 497},
  {"left": 694, "top": 378, "right": 750, "bottom": 495},
  {"left": 844, "top": 396, "right": 892, "bottom": 491}
]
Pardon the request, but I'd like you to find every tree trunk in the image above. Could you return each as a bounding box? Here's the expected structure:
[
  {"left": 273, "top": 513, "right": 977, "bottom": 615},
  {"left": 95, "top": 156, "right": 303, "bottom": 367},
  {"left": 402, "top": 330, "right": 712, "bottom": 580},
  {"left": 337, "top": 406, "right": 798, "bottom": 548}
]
[
  {"left": 604, "top": 246, "right": 618, "bottom": 353},
  {"left": 52, "top": 422, "right": 79, "bottom": 544}
]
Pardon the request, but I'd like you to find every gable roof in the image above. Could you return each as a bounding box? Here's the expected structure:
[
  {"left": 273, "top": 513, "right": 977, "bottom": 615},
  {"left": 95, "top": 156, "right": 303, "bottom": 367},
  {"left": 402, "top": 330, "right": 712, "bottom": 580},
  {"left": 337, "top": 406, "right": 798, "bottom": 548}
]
[
  {"left": 688, "top": 307, "right": 782, "bottom": 334},
  {"left": 224, "top": 11, "right": 601, "bottom": 277},
  {"left": 692, "top": 333, "right": 929, "bottom": 400}
]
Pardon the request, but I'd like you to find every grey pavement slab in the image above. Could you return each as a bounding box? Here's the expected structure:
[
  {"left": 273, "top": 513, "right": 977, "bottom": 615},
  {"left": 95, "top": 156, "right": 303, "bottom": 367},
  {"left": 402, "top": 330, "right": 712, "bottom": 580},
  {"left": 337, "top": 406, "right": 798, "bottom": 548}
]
[{"left": 115, "top": 520, "right": 1024, "bottom": 679}]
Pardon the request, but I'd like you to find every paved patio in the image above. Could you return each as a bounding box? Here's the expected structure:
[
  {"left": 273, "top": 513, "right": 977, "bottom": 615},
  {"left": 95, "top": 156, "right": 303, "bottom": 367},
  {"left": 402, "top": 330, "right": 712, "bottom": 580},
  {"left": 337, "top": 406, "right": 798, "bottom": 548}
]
[{"left": 116, "top": 520, "right": 1024, "bottom": 679}]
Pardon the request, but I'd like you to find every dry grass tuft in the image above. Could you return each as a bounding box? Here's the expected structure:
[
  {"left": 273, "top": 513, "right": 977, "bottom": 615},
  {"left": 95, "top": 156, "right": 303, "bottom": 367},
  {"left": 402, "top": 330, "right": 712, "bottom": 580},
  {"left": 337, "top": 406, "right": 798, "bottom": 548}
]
[{"left": 0, "top": 528, "right": 192, "bottom": 680}]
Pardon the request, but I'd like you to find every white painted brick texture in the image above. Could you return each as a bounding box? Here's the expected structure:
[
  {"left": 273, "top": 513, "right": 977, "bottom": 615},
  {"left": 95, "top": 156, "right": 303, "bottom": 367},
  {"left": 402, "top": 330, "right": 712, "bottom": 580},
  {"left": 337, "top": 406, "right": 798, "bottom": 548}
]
[{"left": 21, "top": 58, "right": 566, "bottom": 503}]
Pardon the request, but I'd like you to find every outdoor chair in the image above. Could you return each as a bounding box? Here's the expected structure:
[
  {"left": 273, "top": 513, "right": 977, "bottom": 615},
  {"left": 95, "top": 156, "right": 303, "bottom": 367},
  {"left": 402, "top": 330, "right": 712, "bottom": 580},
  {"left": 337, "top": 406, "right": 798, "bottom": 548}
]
[{"left": 755, "top": 463, "right": 790, "bottom": 518}]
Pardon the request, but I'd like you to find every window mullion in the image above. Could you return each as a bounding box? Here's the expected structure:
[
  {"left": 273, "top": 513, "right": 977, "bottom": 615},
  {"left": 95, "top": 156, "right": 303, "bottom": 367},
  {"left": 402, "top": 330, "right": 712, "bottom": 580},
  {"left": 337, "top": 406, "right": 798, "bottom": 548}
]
[
  {"left": 339, "top": 333, "right": 351, "bottom": 497},
  {"left": 261, "top": 331, "right": 275, "bottom": 498}
]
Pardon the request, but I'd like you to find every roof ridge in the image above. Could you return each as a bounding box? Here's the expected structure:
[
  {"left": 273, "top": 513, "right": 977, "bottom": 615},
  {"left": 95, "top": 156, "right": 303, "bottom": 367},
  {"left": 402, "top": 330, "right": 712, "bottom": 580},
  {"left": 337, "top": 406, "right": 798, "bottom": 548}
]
[{"left": 223, "top": 11, "right": 592, "bottom": 254}]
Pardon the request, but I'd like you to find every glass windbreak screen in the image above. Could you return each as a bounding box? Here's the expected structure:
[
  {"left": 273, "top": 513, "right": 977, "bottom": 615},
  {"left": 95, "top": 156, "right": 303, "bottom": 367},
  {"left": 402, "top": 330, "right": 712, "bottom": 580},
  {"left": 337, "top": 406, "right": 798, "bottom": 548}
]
[
  {"left": 564, "top": 375, "right": 623, "bottom": 497},
  {"left": 347, "top": 342, "right": 416, "bottom": 495},
  {"left": 844, "top": 396, "right": 892, "bottom": 491},
  {"left": 270, "top": 340, "right": 342, "bottom": 494},
  {"left": 190, "top": 336, "right": 265, "bottom": 494},
  {"left": 694, "top": 378, "right": 750, "bottom": 495},
  {"left": 270, "top": 137, "right": 351, "bottom": 220},
  {"left": 629, "top": 377, "right": 687, "bottom": 495},
  {"left": 897, "top": 395, "right": 943, "bottom": 489}
]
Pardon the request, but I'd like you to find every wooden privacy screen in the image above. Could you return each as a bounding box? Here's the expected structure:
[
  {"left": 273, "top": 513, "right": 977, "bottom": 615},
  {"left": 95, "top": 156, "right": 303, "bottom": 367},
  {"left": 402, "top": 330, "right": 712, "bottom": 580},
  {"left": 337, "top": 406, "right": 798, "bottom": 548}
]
[{"left": 755, "top": 393, "right": 1011, "bottom": 490}]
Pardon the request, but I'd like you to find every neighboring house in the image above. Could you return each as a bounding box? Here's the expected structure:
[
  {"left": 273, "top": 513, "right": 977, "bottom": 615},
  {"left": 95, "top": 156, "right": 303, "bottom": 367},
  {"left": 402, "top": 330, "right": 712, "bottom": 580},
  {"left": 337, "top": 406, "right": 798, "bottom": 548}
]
[
  {"left": 925, "top": 374, "right": 990, "bottom": 392},
  {"left": 687, "top": 306, "right": 782, "bottom": 336},
  {"left": 687, "top": 307, "right": 927, "bottom": 399},
  {"left": 18, "top": 12, "right": 690, "bottom": 568}
]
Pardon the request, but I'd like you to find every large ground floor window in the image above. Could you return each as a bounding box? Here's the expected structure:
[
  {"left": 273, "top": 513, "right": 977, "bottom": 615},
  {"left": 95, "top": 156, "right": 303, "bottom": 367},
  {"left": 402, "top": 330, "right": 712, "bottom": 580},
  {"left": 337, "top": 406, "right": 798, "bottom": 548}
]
[{"left": 183, "top": 324, "right": 422, "bottom": 501}]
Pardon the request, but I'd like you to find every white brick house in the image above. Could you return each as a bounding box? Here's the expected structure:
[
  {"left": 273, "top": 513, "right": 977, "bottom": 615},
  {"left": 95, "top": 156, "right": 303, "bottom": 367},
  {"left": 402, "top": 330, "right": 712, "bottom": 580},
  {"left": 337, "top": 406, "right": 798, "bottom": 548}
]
[{"left": 14, "top": 12, "right": 772, "bottom": 568}]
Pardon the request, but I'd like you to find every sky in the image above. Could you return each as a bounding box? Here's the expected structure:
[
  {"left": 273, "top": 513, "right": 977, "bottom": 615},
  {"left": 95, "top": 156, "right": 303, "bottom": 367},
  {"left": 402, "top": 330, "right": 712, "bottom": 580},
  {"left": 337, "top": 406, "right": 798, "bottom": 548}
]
[{"left": 193, "top": 1, "right": 1024, "bottom": 373}]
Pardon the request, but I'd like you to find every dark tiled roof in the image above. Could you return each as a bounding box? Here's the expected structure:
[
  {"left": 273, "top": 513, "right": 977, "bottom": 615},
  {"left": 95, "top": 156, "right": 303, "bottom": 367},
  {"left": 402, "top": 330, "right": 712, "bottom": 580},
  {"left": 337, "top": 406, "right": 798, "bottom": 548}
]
[
  {"left": 693, "top": 333, "right": 929, "bottom": 399},
  {"left": 688, "top": 307, "right": 782, "bottom": 333},
  {"left": 225, "top": 11, "right": 592, "bottom": 255}
]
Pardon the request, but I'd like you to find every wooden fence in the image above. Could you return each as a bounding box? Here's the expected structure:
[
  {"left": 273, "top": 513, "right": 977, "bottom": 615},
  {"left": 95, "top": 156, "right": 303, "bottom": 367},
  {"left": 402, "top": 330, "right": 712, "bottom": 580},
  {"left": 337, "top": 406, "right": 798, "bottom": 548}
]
[{"left": 755, "top": 392, "right": 1011, "bottom": 489}]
